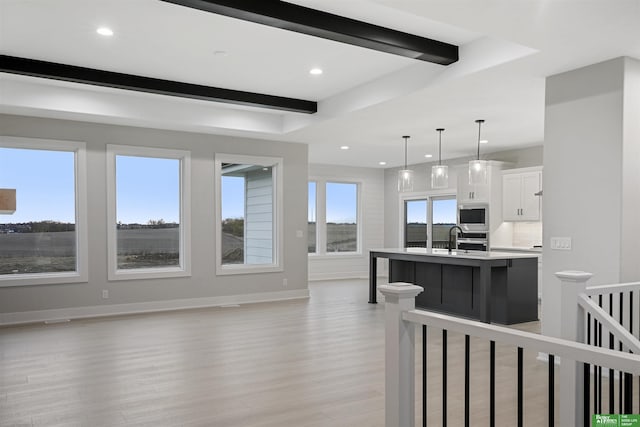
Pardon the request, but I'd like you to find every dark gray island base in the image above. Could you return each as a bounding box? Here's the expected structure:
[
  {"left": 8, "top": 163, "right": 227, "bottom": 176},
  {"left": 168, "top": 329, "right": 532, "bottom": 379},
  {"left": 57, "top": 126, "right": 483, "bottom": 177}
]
[{"left": 369, "top": 248, "right": 538, "bottom": 325}]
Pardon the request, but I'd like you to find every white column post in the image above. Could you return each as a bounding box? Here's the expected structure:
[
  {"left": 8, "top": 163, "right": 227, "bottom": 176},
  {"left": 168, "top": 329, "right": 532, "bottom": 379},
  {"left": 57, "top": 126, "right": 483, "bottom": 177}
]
[
  {"left": 378, "top": 282, "right": 423, "bottom": 427},
  {"left": 556, "top": 270, "right": 592, "bottom": 427}
]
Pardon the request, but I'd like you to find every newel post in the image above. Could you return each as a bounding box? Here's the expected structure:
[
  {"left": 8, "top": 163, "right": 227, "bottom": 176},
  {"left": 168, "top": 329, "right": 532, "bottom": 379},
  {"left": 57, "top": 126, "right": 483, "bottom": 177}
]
[
  {"left": 378, "top": 282, "right": 423, "bottom": 427},
  {"left": 556, "top": 270, "right": 592, "bottom": 427}
]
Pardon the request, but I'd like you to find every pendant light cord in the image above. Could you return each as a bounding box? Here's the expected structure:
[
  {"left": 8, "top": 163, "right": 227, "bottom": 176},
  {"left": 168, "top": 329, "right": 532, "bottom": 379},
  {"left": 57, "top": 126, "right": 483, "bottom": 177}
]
[
  {"left": 402, "top": 136, "right": 410, "bottom": 169},
  {"left": 437, "top": 128, "right": 444, "bottom": 166},
  {"left": 475, "top": 119, "right": 485, "bottom": 160}
]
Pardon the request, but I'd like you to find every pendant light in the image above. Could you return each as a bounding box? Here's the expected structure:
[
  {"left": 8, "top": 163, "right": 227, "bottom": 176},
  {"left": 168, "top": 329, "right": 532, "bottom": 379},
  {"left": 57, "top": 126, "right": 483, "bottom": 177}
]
[
  {"left": 397, "top": 135, "right": 414, "bottom": 192},
  {"left": 431, "top": 128, "right": 448, "bottom": 189},
  {"left": 469, "top": 119, "right": 488, "bottom": 185}
]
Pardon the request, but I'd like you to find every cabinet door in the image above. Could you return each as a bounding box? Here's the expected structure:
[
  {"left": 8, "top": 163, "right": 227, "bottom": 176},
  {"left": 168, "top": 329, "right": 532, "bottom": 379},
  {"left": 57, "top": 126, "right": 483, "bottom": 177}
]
[
  {"left": 502, "top": 174, "right": 522, "bottom": 221},
  {"left": 457, "top": 171, "right": 475, "bottom": 202},
  {"left": 520, "top": 172, "right": 541, "bottom": 220}
]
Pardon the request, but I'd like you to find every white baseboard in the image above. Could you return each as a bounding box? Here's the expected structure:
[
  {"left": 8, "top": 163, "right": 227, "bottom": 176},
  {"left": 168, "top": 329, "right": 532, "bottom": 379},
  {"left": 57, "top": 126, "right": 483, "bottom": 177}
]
[{"left": 0, "top": 289, "right": 310, "bottom": 326}]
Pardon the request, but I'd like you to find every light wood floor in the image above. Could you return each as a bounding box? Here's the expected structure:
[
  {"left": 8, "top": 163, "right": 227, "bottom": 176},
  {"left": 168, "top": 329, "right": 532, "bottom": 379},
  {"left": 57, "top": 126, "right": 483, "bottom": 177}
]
[{"left": 1, "top": 279, "right": 637, "bottom": 426}]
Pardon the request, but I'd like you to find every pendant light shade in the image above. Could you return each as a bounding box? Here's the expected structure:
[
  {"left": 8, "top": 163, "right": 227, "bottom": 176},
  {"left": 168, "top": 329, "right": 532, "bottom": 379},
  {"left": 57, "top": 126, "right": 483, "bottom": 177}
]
[
  {"left": 398, "top": 135, "right": 414, "bottom": 192},
  {"left": 431, "top": 128, "right": 448, "bottom": 189},
  {"left": 469, "top": 119, "right": 488, "bottom": 185}
]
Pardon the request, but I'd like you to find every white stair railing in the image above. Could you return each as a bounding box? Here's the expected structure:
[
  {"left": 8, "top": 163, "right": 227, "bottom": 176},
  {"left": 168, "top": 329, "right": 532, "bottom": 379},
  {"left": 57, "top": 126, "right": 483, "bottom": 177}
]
[{"left": 380, "top": 273, "right": 640, "bottom": 427}]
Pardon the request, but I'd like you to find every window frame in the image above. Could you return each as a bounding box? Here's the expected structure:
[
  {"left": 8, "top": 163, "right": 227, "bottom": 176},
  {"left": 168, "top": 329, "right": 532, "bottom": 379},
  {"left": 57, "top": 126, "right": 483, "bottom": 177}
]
[
  {"left": 398, "top": 189, "right": 456, "bottom": 250},
  {"left": 308, "top": 179, "right": 362, "bottom": 257},
  {"left": 106, "top": 144, "right": 191, "bottom": 281},
  {"left": 0, "top": 136, "right": 88, "bottom": 287},
  {"left": 214, "top": 153, "right": 283, "bottom": 275},
  {"left": 307, "top": 181, "right": 317, "bottom": 254}
]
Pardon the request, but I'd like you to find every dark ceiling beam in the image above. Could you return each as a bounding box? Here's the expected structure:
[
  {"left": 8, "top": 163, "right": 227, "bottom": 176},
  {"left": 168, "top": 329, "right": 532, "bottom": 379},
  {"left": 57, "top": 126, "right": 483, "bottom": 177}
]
[
  {"left": 160, "top": 0, "right": 459, "bottom": 65},
  {"left": 0, "top": 55, "right": 317, "bottom": 114}
]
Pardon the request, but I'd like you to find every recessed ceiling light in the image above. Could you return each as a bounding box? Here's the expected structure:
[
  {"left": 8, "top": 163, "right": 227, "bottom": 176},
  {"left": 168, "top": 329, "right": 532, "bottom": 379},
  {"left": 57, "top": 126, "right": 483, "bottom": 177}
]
[
  {"left": 379, "top": 161, "right": 387, "bottom": 166},
  {"left": 480, "top": 139, "right": 489, "bottom": 144},
  {"left": 340, "top": 145, "right": 349, "bottom": 150},
  {"left": 96, "top": 27, "right": 114, "bottom": 37},
  {"left": 424, "top": 154, "right": 433, "bottom": 158},
  {"left": 213, "top": 50, "right": 228, "bottom": 57},
  {"left": 310, "top": 68, "right": 323, "bottom": 75}
]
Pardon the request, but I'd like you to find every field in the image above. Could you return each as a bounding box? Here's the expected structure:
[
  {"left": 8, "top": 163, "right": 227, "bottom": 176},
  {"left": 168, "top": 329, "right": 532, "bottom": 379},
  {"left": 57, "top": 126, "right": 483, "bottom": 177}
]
[
  {"left": 0, "top": 223, "right": 362, "bottom": 274},
  {"left": 406, "top": 223, "right": 456, "bottom": 248},
  {"left": 0, "top": 227, "right": 254, "bottom": 273},
  {"left": 0, "top": 229, "right": 182, "bottom": 274},
  {"left": 0, "top": 231, "right": 76, "bottom": 274},
  {"left": 308, "top": 223, "right": 357, "bottom": 252}
]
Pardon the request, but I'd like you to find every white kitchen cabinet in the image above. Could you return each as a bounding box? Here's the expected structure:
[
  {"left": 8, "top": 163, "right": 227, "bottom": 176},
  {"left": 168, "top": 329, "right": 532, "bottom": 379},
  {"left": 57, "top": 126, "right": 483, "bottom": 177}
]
[
  {"left": 457, "top": 166, "right": 492, "bottom": 203},
  {"left": 502, "top": 169, "right": 542, "bottom": 221}
]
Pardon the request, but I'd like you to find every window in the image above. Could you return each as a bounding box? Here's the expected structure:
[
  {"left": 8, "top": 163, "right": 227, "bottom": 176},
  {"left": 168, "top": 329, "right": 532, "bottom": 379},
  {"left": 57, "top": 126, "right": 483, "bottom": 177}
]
[
  {"left": 0, "top": 136, "right": 87, "bottom": 286},
  {"left": 325, "top": 182, "right": 359, "bottom": 253},
  {"left": 404, "top": 199, "right": 427, "bottom": 248},
  {"left": 431, "top": 197, "right": 457, "bottom": 249},
  {"left": 401, "top": 194, "right": 456, "bottom": 249},
  {"left": 308, "top": 181, "right": 316, "bottom": 253},
  {"left": 215, "top": 154, "right": 283, "bottom": 274},
  {"left": 107, "top": 145, "right": 191, "bottom": 280}
]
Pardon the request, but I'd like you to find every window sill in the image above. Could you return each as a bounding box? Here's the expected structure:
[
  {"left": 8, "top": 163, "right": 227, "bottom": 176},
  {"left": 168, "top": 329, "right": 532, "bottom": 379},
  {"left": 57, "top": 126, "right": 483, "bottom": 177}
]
[
  {"left": 308, "top": 252, "right": 363, "bottom": 260},
  {"left": 0, "top": 271, "right": 88, "bottom": 287},
  {"left": 216, "top": 264, "right": 283, "bottom": 276},
  {"left": 108, "top": 267, "right": 191, "bottom": 281}
]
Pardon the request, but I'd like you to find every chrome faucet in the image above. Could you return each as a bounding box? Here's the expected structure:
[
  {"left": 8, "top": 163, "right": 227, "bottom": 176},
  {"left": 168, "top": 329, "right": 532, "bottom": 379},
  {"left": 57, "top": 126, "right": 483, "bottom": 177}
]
[{"left": 448, "top": 225, "right": 464, "bottom": 253}]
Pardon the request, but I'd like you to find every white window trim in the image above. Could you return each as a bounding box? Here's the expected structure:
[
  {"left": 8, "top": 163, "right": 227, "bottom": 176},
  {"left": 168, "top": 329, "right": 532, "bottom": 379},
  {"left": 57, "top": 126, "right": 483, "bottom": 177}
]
[
  {"left": 106, "top": 144, "right": 191, "bottom": 281},
  {"left": 214, "top": 153, "right": 283, "bottom": 275},
  {"left": 398, "top": 189, "right": 456, "bottom": 249},
  {"left": 309, "top": 178, "right": 362, "bottom": 257},
  {"left": 0, "top": 136, "right": 88, "bottom": 287}
]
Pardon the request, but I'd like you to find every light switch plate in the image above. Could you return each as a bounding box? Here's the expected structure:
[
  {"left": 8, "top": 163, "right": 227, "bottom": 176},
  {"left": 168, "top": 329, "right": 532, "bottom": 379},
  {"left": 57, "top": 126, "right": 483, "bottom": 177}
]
[{"left": 551, "top": 237, "right": 572, "bottom": 250}]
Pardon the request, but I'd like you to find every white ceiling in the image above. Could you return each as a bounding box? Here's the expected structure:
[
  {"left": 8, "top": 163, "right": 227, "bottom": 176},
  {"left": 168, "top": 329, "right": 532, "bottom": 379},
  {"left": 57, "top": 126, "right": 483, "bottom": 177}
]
[{"left": 1, "top": 0, "right": 639, "bottom": 168}]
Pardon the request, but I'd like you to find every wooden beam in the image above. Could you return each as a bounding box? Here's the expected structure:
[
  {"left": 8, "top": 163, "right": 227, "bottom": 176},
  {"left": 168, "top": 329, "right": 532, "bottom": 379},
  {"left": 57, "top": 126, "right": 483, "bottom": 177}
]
[
  {"left": 0, "top": 55, "right": 317, "bottom": 114},
  {"left": 161, "top": 0, "right": 459, "bottom": 65}
]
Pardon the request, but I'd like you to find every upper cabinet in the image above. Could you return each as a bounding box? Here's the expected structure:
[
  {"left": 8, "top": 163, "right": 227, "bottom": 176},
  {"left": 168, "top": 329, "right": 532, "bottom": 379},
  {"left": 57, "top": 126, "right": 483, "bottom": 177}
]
[
  {"left": 502, "top": 168, "right": 542, "bottom": 221},
  {"left": 457, "top": 162, "right": 502, "bottom": 203}
]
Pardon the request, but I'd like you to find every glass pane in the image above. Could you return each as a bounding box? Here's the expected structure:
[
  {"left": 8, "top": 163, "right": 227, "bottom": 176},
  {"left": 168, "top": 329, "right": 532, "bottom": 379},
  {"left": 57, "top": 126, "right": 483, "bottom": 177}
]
[
  {"left": 0, "top": 147, "right": 76, "bottom": 275},
  {"left": 116, "top": 156, "right": 180, "bottom": 269},
  {"left": 326, "top": 182, "right": 357, "bottom": 252},
  {"left": 432, "top": 197, "right": 457, "bottom": 249},
  {"left": 308, "top": 181, "right": 316, "bottom": 253},
  {"left": 405, "top": 199, "right": 427, "bottom": 248},
  {"left": 221, "top": 164, "right": 273, "bottom": 265}
]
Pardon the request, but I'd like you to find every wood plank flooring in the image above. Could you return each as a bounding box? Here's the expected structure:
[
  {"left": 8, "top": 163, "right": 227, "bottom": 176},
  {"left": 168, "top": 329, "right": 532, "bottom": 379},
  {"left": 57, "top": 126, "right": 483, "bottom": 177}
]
[{"left": 1, "top": 279, "right": 637, "bottom": 426}]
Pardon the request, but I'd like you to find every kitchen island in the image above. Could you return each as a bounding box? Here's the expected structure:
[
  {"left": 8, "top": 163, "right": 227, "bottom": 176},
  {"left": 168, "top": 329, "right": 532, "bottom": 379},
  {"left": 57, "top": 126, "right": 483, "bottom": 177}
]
[{"left": 369, "top": 248, "right": 539, "bottom": 324}]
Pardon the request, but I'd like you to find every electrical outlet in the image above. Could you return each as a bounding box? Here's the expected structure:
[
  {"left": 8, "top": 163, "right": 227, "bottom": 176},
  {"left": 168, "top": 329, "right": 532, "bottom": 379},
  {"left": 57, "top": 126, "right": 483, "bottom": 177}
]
[
  {"left": 102, "top": 289, "right": 109, "bottom": 299},
  {"left": 550, "top": 237, "right": 572, "bottom": 250},
  {"left": 296, "top": 230, "right": 303, "bottom": 238},
  {"left": 283, "top": 278, "right": 288, "bottom": 287}
]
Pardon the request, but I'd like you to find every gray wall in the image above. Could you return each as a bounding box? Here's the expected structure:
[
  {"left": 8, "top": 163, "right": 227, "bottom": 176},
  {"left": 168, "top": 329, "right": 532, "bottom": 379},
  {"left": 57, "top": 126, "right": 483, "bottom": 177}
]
[
  {"left": 542, "top": 57, "right": 640, "bottom": 337},
  {"left": 0, "top": 114, "right": 309, "bottom": 318}
]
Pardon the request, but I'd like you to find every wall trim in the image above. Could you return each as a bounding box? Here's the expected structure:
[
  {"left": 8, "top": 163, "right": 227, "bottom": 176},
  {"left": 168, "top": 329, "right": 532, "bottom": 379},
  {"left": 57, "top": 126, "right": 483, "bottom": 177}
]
[{"left": 0, "top": 289, "right": 309, "bottom": 326}]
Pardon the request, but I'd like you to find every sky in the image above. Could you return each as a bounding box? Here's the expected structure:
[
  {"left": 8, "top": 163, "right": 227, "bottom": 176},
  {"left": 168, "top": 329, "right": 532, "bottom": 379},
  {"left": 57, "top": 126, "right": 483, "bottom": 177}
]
[
  {"left": 308, "top": 181, "right": 358, "bottom": 224},
  {"left": 0, "top": 147, "right": 75, "bottom": 223},
  {"left": 116, "top": 155, "right": 180, "bottom": 224},
  {"left": 406, "top": 198, "right": 457, "bottom": 224},
  {"left": 2, "top": 146, "right": 455, "bottom": 226}
]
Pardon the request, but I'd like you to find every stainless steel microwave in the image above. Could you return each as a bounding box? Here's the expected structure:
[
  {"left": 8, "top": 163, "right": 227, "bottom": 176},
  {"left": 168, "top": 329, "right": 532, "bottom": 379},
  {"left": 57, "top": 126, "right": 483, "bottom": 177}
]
[{"left": 457, "top": 203, "right": 489, "bottom": 232}]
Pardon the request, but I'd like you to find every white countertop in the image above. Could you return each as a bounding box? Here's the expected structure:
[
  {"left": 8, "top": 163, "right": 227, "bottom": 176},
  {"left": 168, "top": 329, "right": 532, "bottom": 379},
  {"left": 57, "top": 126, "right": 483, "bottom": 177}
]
[
  {"left": 490, "top": 245, "right": 543, "bottom": 254},
  {"left": 371, "top": 247, "right": 540, "bottom": 260}
]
